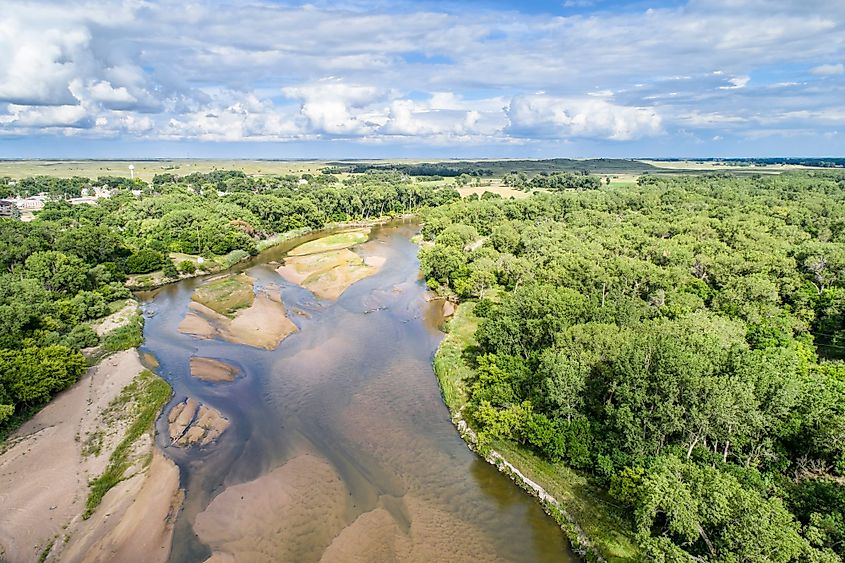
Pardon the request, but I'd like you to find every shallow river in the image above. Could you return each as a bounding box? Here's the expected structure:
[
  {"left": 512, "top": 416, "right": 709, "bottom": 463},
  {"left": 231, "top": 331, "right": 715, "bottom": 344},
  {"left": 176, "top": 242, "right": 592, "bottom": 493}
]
[{"left": 140, "top": 220, "right": 574, "bottom": 562}]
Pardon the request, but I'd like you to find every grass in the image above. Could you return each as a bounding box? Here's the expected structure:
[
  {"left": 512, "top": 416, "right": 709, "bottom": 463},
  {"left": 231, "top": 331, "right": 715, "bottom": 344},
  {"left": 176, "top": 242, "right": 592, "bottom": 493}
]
[
  {"left": 492, "top": 440, "right": 639, "bottom": 561},
  {"left": 101, "top": 315, "right": 144, "bottom": 353},
  {"left": 192, "top": 273, "right": 254, "bottom": 317},
  {"left": 433, "top": 302, "right": 639, "bottom": 561},
  {"left": 106, "top": 298, "right": 131, "bottom": 315},
  {"left": 456, "top": 180, "right": 533, "bottom": 200},
  {"left": 287, "top": 230, "right": 369, "bottom": 256},
  {"left": 84, "top": 370, "right": 171, "bottom": 518},
  {"left": 433, "top": 302, "right": 479, "bottom": 409},
  {"left": 256, "top": 227, "right": 311, "bottom": 252},
  {"left": 0, "top": 159, "right": 331, "bottom": 182}
]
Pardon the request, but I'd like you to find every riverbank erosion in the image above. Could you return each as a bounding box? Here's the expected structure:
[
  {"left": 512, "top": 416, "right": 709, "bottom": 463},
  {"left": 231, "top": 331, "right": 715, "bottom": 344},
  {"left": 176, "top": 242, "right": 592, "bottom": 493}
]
[
  {"left": 0, "top": 349, "right": 182, "bottom": 562},
  {"left": 433, "top": 302, "right": 638, "bottom": 562},
  {"left": 178, "top": 276, "right": 297, "bottom": 350}
]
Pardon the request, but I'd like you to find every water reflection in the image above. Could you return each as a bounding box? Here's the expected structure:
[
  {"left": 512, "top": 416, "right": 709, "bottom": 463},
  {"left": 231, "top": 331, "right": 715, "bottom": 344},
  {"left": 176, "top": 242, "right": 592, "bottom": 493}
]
[{"left": 140, "top": 220, "right": 573, "bottom": 562}]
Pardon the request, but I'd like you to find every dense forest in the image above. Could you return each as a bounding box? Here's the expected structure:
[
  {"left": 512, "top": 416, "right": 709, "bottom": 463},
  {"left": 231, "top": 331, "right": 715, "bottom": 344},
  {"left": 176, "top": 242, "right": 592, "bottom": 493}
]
[
  {"left": 420, "top": 172, "right": 845, "bottom": 562},
  {"left": 0, "top": 170, "right": 458, "bottom": 435}
]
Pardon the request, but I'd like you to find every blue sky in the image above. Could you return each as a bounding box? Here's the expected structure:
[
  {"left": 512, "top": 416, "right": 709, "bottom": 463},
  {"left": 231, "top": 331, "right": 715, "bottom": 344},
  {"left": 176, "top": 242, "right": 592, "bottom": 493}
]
[{"left": 0, "top": 0, "right": 843, "bottom": 158}]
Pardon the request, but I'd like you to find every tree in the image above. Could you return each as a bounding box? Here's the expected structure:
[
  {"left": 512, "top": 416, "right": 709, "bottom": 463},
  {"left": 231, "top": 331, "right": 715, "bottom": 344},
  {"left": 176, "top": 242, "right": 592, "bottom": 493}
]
[
  {"left": 476, "top": 284, "right": 588, "bottom": 359},
  {"left": 124, "top": 249, "right": 165, "bottom": 274},
  {"left": 24, "top": 251, "right": 90, "bottom": 294}
]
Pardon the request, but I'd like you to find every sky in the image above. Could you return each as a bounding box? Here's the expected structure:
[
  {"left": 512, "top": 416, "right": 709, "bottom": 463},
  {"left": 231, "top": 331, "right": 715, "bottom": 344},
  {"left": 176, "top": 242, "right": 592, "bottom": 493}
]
[{"left": 0, "top": 0, "right": 843, "bottom": 159}]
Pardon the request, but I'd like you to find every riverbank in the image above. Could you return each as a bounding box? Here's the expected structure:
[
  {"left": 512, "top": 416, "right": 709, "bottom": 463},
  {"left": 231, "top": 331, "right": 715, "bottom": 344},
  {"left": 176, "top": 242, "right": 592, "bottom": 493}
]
[
  {"left": 433, "top": 302, "right": 639, "bottom": 562},
  {"left": 0, "top": 309, "right": 181, "bottom": 561}
]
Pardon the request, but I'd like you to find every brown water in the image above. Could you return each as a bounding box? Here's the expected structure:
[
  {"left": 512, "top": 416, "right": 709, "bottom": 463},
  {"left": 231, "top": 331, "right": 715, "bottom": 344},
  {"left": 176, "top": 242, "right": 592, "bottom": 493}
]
[{"left": 140, "top": 220, "right": 575, "bottom": 562}]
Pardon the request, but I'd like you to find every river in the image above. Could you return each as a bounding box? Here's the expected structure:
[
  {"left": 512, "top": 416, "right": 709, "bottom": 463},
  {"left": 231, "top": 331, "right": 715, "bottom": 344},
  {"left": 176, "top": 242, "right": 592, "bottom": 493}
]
[{"left": 139, "top": 220, "right": 574, "bottom": 562}]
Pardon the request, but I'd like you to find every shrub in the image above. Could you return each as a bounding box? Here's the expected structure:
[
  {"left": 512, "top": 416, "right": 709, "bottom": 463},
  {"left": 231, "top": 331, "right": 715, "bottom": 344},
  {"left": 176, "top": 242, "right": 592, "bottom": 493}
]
[
  {"left": 124, "top": 249, "right": 165, "bottom": 274},
  {"left": 178, "top": 260, "right": 196, "bottom": 274}
]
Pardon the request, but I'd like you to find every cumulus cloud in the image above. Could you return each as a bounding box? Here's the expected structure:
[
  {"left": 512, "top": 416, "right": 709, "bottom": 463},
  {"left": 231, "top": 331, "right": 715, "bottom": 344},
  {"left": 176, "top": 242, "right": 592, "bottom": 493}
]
[
  {"left": 0, "top": 104, "right": 92, "bottom": 129},
  {"left": 282, "top": 80, "right": 385, "bottom": 136},
  {"left": 0, "top": 0, "right": 842, "bottom": 153},
  {"left": 506, "top": 95, "right": 662, "bottom": 141},
  {"left": 811, "top": 63, "right": 844, "bottom": 75}
]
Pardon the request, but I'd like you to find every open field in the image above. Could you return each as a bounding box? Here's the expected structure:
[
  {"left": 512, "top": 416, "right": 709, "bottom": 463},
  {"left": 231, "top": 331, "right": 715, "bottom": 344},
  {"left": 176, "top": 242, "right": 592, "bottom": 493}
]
[
  {"left": 639, "top": 159, "right": 817, "bottom": 174},
  {"left": 456, "top": 180, "right": 534, "bottom": 199},
  {"left": 0, "top": 158, "right": 826, "bottom": 187},
  {"left": 0, "top": 160, "right": 330, "bottom": 182}
]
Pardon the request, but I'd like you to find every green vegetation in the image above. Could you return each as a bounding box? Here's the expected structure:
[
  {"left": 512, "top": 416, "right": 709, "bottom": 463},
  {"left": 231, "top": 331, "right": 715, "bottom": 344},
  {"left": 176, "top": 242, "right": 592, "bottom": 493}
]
[
  {"left": 84, "top": 370, "right": 171, "bottom": 518},
  {"left": 192, "top": 274, "right": 254, "bottom": 317},
  {"left": 423, "top": 171, "right": 845, "bottom": 562},
  {"left": 0, "top": 168, "right": 458, "bottom": 436},
  {"left": 436, "top": 303, "right": 639, "bottom": 560},
  {"left": 326, "top": 158, "right": 658, "bottom": 177},
  {"left": 433, "top": 301, "right": 479, "bottom": 409},
  {"left": 287, "top": 230, "right": 369, "bottom": 256},
  {"left": 100, "top": 315, "right": 144, "bottom": 353}
]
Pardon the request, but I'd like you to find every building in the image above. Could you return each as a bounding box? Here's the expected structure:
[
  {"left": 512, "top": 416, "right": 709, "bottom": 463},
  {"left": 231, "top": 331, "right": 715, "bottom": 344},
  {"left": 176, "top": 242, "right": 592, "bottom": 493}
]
[
  {"left": 0, "top": 200, "right": 18, "bottom": 218},
  {"left": 14, "top": 196, "right": 46, "bottom": 211}
]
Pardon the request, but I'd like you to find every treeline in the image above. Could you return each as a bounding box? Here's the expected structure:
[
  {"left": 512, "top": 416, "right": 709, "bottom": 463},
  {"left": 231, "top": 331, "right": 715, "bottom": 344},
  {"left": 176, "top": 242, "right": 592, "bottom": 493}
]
[
  {"left": 420, "top": 172, "right": 845, "bottom": 562},
  {"left": 322, "top": 158, "right": 657, "bottom": 177},
  {"left": 0, "top": 170, "right": 459, "bottom": 434},
  {"left": 502, "top": 171, "right": 603, "bottom": 191},
  {"left": 0, "top": 219, "right": 134, "bottom": 432},
  {"left": 323, "top": 163, "right": 492, "bottom": 177}
]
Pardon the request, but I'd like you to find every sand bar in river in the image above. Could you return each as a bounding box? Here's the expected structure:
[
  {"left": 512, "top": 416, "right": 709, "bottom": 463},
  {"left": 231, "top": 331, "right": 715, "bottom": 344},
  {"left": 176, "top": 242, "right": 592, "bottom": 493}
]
[{"left": 178, "top": 277, "right": 297, "bottom": 350}]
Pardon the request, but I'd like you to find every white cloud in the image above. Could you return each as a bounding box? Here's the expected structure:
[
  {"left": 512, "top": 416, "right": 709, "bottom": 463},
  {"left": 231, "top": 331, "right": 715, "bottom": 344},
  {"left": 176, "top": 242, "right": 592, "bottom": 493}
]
[
  {"left": 0, "top": 0, "right": 843, "bottom": 152},
  {"left": 0, "top": 104, "right": 91, "bottom": 128},
  {"left": 811, "top": 63, "right": 844, "bottom": 76},
  {"left": 282, "top": 80, "right": 385, "bottom": 136},
  {"left": 719, "top": 76, "right": 750, "bottom": 90},
  {"left": 506, "top": 95, "right": 662, "bottom": 141}
]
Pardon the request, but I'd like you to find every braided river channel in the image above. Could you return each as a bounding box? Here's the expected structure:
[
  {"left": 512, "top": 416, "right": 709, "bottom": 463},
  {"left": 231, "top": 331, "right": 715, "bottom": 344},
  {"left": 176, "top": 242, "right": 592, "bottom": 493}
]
[{"left": 139, "top": 219, "right": 574, "bottom": 562}]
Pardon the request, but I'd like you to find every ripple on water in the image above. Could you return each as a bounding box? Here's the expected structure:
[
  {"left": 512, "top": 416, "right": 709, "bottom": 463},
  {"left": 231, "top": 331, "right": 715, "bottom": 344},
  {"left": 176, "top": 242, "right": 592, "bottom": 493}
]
[{"left": 142, "top": 221, "right": 573, "bottom": 563}]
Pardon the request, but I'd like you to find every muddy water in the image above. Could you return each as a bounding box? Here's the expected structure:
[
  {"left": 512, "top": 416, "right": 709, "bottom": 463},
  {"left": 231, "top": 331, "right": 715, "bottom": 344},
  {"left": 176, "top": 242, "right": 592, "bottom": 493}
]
[{"left": 140, "top": 220, "right": 574, "bottom": 562}]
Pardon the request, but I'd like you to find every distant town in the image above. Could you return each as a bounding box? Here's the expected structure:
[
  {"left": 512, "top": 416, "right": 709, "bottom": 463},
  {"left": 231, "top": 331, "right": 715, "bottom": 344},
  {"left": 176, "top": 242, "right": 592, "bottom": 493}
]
[{"left": 0, "top": 178, "right": 142, "bottom": 221}]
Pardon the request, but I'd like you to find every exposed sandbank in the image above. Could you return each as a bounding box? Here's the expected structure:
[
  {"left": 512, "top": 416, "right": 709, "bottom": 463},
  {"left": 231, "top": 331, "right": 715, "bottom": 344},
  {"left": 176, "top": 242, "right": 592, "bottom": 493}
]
[
  {"left": 92, "top": 300, "right": 139, "bottom": 337},
  {"left": 287, "top": 229, "right": 370, "bottom": 256},
  {"left": 190, "top": 357, "right": 239, "bottom": 382},
  {"left": 276, "top": 248, "right": 385, "bottom": 300},
  {"left": 178, "top": 280, "right": 297, "bottom": 350},
  {"left": 0, "top": 349, "right": 182, "bottom": 562},
  {"left": 168, "top": 398, "right": 230, "bottom": 447}
]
